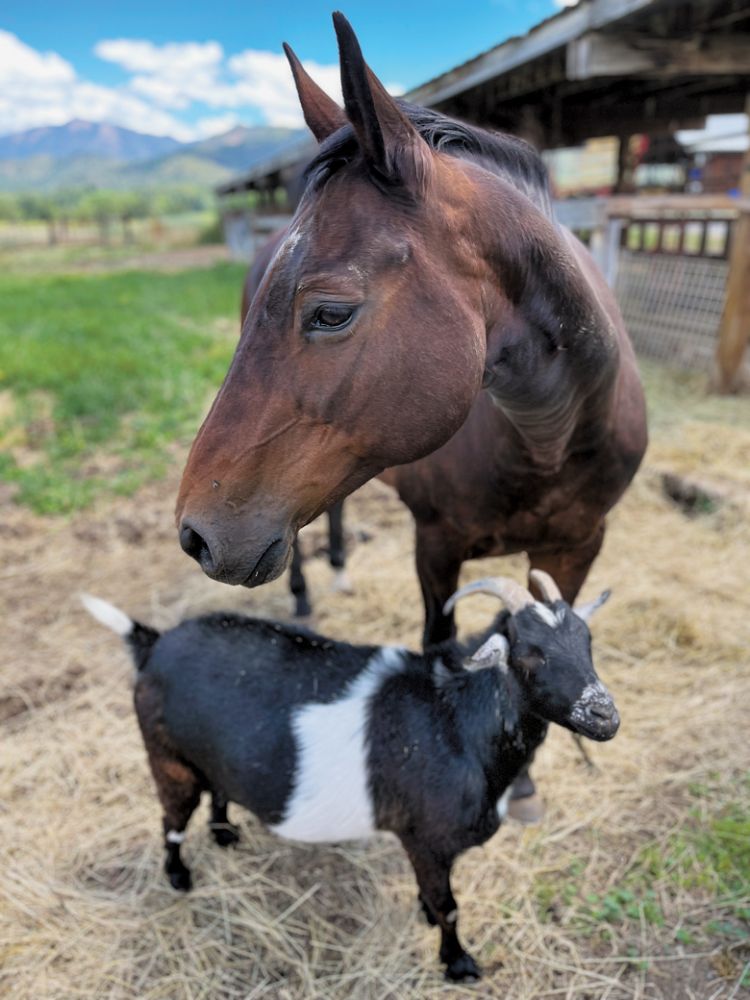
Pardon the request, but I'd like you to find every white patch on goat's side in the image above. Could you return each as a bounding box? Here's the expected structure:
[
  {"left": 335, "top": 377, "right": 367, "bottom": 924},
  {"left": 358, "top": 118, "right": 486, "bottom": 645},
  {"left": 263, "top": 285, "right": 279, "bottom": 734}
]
[
  {"left": 532, "top": 603, "right": 559, "bottom": 628},
  {"left": 569, "top": 681, "right": 610, "bottom": 725},
  {"left": 81, "top": 594, "right": 133, "bottom": 637},
  {"left": 496, "top": 787, "right": 512, "bottom": 821},
  {"left": 271, "top": 647, "right": 406, "bottom": 844},
  {"left": 166, "top": 830, "right": 185, "bottom": 844}
]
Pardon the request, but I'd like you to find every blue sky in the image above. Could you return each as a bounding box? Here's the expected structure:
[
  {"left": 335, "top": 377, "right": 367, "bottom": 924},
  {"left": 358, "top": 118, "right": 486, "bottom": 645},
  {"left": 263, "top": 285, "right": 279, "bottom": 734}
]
[{"left": 0, "top": 1, "right": 567, "bottom": 140}]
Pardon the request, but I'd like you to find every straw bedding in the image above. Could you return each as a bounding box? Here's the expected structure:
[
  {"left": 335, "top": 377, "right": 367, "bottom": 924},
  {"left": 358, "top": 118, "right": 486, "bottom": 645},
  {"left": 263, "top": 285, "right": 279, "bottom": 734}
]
[{"left": 2, "top": 390, "right": 749, "bottom": 999}]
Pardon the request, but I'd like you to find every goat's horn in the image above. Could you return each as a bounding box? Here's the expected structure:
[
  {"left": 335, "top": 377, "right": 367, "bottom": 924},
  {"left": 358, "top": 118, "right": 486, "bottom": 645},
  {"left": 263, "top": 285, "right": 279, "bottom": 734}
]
[
  {"left": 443, "top": 577, "right": 535, "bottom": 616},
  {"left": 529, "top": 569, "right": 563, "bottom": 603}
]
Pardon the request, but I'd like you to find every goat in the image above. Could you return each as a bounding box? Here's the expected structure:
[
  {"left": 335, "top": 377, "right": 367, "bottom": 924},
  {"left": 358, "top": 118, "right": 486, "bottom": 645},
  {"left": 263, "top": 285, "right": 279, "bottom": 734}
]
[{"left": 83, "top": 570, "right": 618, "bottom": 982}]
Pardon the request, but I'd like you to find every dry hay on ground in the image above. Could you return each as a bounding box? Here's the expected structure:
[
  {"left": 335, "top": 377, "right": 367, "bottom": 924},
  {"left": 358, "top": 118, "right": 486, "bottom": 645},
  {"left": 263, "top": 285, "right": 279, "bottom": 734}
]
[{"left": 1, "top": 416, "right": 749, "bottom": 1000}]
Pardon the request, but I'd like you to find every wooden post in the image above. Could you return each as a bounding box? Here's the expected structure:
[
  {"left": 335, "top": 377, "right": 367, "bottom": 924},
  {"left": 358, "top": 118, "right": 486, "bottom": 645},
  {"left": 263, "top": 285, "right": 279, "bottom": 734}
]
[{"left": 714, "top": 97, "right": 750, "bottom": 394}]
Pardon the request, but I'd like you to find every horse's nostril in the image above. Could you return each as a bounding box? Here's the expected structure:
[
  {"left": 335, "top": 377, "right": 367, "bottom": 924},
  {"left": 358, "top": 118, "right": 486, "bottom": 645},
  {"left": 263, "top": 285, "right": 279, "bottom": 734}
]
[{"left": 179, "top": 522, "right": 215, "bottom": 572}]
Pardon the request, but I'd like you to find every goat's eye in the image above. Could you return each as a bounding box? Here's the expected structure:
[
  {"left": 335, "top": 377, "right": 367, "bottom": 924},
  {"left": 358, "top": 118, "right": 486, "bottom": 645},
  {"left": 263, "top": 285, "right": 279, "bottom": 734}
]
[
  {"left": 515, "top": 649, "right": 545, "bottom": 672},
  {"left": 311, "top": 304, "right": 354, "bottom": 330}
]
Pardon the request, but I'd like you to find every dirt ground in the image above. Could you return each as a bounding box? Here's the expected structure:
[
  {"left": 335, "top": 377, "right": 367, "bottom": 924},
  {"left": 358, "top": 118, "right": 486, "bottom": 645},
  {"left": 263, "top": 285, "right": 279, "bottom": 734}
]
[{"left": 1, "top": 378, "right": 749, "bottom": 999}]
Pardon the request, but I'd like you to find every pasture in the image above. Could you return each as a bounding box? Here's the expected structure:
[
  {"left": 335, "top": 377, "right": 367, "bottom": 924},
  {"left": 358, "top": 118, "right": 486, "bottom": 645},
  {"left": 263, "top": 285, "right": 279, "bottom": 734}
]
[{"left": 1, "top": 255, "right": 749, "bottom": 999}]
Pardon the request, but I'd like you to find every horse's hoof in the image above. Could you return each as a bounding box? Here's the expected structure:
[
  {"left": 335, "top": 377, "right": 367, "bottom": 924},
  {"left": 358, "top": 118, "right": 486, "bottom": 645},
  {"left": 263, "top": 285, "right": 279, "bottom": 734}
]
[
  {"left": 331, "top": 570, "right": 354, "bottom": 595},
  {"left": 507, "top": 791, "right": 545, "bottom": 825},
  {"left": 210, "top": 823, "right": 240, "bottom": 848},
  {"left": 444, "top": 953, "right": 481, "bottom": 982}
]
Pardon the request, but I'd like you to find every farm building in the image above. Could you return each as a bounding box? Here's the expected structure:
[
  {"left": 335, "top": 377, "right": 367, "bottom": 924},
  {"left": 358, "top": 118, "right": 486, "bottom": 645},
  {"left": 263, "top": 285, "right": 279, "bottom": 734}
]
[{"left": 218, "top": 0, "right": 750, "bottom": 390}]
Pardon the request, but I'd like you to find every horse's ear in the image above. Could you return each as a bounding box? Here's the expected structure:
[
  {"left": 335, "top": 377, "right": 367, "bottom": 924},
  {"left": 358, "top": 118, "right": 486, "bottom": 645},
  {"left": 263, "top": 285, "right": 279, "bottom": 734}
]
[
  {"left": 332, "top": 11, "right": 430, "bottom": 192},
  {"left": 283, "top": 42, "right": 346, "bottom": 142}
]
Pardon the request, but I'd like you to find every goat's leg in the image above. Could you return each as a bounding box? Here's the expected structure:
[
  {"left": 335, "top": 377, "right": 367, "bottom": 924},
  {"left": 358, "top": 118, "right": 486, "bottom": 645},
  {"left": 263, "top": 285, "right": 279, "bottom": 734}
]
[
  {"left": 150, "top": 755, "right": 203, "bottom": 891},
  {"left": 136, "top": 681, "right": 202, "bottom": 890},
  {"left": 327, "top": 501, "right": 353, "bottom": 593},
  {"left": 416, "top": 524, "right": 464, "bottom": 647},
  {"left": 402, "top": 839, "right": 480, "bottom": 981},
  {"left": 509, "top": 525, "right": 607, "bottom": 824},
  {"left": 289, "top": 537, "right": 312, "bottom": 617},
  {"left": 209, "top": 792, "right": 240, "bottom": 847}
]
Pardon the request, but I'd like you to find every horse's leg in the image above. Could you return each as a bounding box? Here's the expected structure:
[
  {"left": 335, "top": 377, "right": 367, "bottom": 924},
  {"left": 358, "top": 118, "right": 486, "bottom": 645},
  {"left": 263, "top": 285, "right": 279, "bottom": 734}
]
[
  {"left": 416, "top": 524, "right": 464, "bottom": 647},
  {"left": 510, "top": 524, "right": 607, "bottom": 824},
  {"left": 327, "top": 501, "right": 353, "bottom": 593},
  {"left": 289, "top": 537, "right": 312, "bottom": 617},
  {"left": 528, "top": 522, "right": 606, "bottom": 604}
]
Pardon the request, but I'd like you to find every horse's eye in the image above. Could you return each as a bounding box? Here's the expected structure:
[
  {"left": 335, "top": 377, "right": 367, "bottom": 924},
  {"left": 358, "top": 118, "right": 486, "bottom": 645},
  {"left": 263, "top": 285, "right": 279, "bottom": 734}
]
[{"left": 311, "top": 304, "right": 354, "bottom": 330}]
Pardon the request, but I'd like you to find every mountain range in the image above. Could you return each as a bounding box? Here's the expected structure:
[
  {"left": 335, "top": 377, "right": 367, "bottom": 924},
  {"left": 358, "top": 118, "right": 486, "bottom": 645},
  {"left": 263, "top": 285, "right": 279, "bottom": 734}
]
[{"left": 0, "top": 120, "right": 305, "bottom": 192}]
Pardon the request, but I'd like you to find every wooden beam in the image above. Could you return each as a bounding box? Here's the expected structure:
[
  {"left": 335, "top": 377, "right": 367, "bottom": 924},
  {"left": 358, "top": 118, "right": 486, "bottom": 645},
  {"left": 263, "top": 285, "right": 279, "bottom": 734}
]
[
  {"left": 568, "top": 32, "right": 750, "bottom": 80},
  {"left": 714, "top": 95, "right": 750, "bottom": 394}
]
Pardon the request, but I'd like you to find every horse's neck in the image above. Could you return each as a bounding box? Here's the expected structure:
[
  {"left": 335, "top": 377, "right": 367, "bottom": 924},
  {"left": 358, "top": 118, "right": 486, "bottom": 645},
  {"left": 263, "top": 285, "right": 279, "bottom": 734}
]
[{"left": 476, "top": 183, "right": 620, "bottom": 471}]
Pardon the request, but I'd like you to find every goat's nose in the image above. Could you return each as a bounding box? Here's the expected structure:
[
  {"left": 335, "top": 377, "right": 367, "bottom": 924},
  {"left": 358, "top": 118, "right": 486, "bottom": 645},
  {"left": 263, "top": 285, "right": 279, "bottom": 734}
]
[
  {"left": 179, "top": 521, "right": 217, "bottom": 575},
  {"left": 589, "top": 700, "right": 616, "bottom": 721}
]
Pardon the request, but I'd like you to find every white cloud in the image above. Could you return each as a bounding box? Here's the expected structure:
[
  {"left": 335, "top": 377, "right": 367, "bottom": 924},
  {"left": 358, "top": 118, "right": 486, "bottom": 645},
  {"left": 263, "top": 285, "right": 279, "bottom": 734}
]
[{"left": 0, "top": 29, "right": 405, "bottom": 141}]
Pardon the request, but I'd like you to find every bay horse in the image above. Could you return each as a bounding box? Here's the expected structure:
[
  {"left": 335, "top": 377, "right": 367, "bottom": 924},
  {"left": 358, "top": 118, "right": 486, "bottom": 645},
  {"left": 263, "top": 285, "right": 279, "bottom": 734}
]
[
  {"left": 178, "top": 12, "right": 646, "bottom": 610},
  {"left": 176, "top": 14, "right": 647, "bottom": 812}
]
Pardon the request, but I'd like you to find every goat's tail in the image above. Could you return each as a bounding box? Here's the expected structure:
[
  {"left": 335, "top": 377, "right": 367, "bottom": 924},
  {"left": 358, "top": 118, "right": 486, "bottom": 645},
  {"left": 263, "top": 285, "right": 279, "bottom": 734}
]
[{"left": 81, "top": 594, "right": 159, "bottom": 672}]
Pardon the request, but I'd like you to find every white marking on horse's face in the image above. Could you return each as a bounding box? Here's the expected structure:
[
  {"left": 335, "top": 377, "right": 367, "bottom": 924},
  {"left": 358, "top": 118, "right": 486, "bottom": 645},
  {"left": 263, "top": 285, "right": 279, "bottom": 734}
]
[
  {"left": 271, "top": 647, "right": 406, "bottom": 844},
  {"left": 496, "top": 787, "right": 512, "bottom": 821},
  {"left": 532, "top": 603, "right": 558, "bottom": 629}
]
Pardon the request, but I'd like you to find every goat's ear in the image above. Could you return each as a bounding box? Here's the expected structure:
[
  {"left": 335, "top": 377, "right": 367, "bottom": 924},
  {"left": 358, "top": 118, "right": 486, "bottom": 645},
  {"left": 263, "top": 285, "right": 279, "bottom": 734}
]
[
  {"left": 283, "top": 42, "right": 346, "bottom": 142},
  {"left": 467, "top": 634, "right": 509, "bottom": 673},
  {"left": 332, "top": 11, "right": 431, "bottom": 192},
  {"left": 574, "top": 589, "right": 611, "bottom": 623}
]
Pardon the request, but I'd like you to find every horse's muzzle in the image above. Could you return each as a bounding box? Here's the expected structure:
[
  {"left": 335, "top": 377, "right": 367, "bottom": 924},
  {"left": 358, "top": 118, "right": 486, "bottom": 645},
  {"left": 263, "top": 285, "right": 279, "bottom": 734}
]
[{"left": 178, "top": 518, "right": 292, "bottom": 587}]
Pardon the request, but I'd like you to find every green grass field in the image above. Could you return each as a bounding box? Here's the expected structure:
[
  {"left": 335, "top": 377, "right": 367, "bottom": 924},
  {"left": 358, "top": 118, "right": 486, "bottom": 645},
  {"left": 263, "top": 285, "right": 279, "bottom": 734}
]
[{"left": 0, "top": 262, "right": 245, "bottom": 513}]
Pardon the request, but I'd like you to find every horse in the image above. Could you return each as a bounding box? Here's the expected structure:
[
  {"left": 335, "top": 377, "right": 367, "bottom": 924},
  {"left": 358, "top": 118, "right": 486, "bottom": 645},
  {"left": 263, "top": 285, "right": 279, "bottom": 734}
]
[
  {"left": 175, "top": 16, "right": 647, "bottom": 813},
  {"left": 179, "top": 12, "right": 646, "bottom": 601}
]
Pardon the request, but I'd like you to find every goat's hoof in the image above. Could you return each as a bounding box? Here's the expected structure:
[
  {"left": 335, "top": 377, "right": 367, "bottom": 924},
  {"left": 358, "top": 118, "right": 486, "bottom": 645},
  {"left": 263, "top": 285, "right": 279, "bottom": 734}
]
[
  {"left": 210, "top": 823, "right": 240, "bottom": 848},
  {"left": 167, "top": 867, "right": 192, "bottom": 892},
  {"left": 444, "top": 953, "right": 481, "bottom": 982},
  {"left": 507, "top": 791, "right": 545, "bottom": 825}
]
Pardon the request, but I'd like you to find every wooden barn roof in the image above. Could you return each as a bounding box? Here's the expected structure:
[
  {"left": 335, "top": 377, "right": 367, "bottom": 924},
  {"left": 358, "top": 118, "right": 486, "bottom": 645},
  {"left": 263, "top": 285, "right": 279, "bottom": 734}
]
[{"left": 218, "top": 0, "right": 750, "bottom": 197}]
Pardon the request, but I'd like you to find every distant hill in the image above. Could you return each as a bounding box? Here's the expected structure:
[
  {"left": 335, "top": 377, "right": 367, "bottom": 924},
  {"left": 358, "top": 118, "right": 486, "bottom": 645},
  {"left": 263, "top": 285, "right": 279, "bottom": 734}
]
[
  {"left": 0, "top": 120, "right": 306, "bottom": 192},
  {"left": 0, "top": 120, "right": 180, "bottom": 163}
]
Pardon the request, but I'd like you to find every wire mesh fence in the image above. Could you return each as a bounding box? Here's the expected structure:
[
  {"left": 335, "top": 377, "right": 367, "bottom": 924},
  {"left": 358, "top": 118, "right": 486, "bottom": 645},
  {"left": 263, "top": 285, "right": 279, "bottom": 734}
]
[{"left": 615, "top": 251, "right": 728, "bottom": 369}]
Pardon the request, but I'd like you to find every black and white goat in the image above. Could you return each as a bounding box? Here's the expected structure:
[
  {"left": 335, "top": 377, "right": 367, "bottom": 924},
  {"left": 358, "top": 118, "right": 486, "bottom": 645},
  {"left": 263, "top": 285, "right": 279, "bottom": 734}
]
[{"left": 83, "top": 570, "right": 618, "bottom": 982}]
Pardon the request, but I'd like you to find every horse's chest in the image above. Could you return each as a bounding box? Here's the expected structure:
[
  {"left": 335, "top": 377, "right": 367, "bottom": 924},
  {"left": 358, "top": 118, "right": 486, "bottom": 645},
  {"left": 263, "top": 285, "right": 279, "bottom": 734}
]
[{"left": 470, "top": 486, "right": 598, "bottom": 556}]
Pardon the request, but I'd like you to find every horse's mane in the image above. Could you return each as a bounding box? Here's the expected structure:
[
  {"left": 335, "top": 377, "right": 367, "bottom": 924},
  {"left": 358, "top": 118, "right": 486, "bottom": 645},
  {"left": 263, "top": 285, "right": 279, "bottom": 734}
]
[{"left": 304, "top": 100, "right": 552, "bottom": 216}]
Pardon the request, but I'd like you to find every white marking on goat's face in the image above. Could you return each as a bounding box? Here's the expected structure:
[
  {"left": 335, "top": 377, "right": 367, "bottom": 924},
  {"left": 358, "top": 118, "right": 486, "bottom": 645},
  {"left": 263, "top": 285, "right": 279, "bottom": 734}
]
[
  {"left": 496, "top": 787, "right": 512, "bottom": 821},
  {"left": 532, "top": 603, "right": 558, "bottom": 629},
  {"left": 271, "top": 646, "right": 406, "bottom": 844},
  {"left": 166, "top": 830, "right": 185, "bottom": 844}
]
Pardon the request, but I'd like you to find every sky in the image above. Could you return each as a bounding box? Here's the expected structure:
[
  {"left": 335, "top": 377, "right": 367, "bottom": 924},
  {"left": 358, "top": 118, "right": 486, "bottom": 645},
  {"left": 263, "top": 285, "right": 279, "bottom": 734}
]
[{"left": 0, "top": 0, "right": 573, "bottom": 141}]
